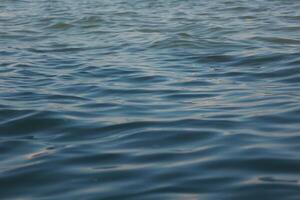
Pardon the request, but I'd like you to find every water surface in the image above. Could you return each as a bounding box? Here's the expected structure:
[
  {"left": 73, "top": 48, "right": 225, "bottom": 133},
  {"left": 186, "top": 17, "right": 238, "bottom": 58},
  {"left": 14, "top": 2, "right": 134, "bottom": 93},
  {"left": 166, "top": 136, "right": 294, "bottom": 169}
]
[{"left": 1, "top": 0, "right": 300, "bottom": 199}]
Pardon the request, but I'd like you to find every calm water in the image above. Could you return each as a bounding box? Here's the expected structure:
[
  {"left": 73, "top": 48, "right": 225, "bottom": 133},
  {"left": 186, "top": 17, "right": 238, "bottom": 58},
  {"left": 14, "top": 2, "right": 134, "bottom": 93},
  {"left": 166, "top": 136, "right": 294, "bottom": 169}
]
[{"left": 1, "top": 0, "right": 300, "bottom": 199}]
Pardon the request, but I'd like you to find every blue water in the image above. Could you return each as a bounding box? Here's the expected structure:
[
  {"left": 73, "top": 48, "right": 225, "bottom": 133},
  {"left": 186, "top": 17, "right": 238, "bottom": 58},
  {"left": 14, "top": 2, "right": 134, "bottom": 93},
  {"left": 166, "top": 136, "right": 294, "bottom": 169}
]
[{"left": 1, "top": 0, "right": 300, "bottom": 199}]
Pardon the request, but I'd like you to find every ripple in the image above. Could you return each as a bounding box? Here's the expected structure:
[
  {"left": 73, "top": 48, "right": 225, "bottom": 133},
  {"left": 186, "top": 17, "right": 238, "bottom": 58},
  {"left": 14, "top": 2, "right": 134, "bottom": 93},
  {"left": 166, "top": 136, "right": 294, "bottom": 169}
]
[{"left": 1, "top": 0, "right": 300, "bottom": 199}]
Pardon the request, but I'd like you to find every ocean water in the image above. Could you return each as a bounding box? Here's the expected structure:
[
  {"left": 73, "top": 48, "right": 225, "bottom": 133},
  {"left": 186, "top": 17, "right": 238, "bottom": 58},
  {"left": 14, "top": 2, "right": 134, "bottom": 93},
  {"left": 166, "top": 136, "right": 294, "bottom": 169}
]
[{"left": 1, "top": 0, "right": 300, "bottom": 199}]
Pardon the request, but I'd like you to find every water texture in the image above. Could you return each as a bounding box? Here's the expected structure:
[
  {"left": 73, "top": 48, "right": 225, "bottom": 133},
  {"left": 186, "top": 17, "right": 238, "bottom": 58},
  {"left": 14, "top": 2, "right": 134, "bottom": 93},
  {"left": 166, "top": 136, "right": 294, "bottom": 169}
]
[{"left": 1, "top": 0, "right": 300, "bottom": 199}]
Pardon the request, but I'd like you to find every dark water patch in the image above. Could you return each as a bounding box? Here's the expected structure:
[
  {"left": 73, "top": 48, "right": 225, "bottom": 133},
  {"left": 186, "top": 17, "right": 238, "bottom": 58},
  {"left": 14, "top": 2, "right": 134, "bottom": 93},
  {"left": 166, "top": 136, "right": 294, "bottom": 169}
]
[
  {"left": 76, "top": 15, "right": 104, "bottom": 28},
  {"left": 164, "top": 93, "right": 217, "bottom": 100},
  {"left": 0, "top": 110, "right": 70, "bottom": 136},
  {"left": 46, "top": 22, "right": 74, "bottom": 30},
  {"left": 253, "top": 36, "right": 300, "bottom": 45},
  {"left": 203, "top": 158, "right": 300, "bottom": 174},
  {"left": 171, "top": 80, "right": 214, "bottom": 87},
  {"left": 230, "top": 183, "right": 300, "bottom": 200},
  {"left": 280, "top": 76, "right": 300, "bottom": 84},
  {"left": 27, "top": 47, "right": 84, "bottom": 54}
]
